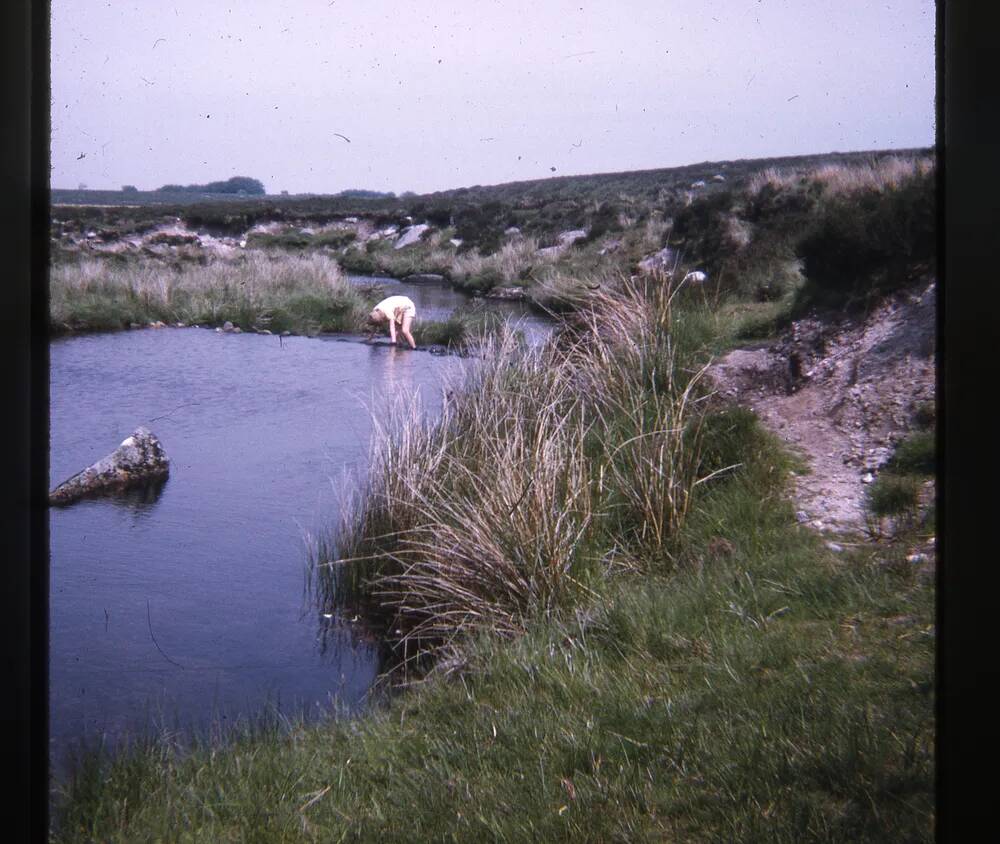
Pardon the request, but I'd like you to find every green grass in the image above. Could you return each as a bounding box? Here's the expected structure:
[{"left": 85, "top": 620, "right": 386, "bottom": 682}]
[{"left": 863, "top": 414, "right": 936, "bottom": 541}]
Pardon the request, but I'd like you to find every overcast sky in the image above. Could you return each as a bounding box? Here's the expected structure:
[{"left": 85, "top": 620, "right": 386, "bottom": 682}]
[{"left": 51, "top": 0, "right": 936, "bottom": 195}]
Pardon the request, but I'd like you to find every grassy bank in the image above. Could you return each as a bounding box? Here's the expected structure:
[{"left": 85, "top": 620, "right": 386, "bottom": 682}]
[
  {"left": 48, "top": 252, "right": 504, "bottom": 351},
  {"left": 49, "top": 253, "right": 371, "bottom": 336},
  {"left": 51, "top": 275, "right": 933, "bottom": 841}
]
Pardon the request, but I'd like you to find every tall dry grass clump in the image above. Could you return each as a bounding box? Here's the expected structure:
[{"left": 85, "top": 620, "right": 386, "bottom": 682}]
[
  {"left": 50, "top": 253, "right": 368, "bottom": 334},
  {"left": 316, "top": 274, "right": 716, "bottom": 667},
  {"left": 748, "top": 154, "right": 935, "bottom": 198},
  {"left": 450, "top": 236, "right": 558, "bottom": 290},
  {"left": 810, "top": 154, "right": 935, "bottom": 195},
  {"left": 568, "top": 276, "right": 718, "bottom": 551},
  {"left": 320, "top": 330, "right": 599, "bottom": 665}
]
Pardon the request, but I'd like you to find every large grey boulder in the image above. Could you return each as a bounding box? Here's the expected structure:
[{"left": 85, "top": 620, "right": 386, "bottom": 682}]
[
  {"left": 394, "top": 224, "right": 429, "bottom": 249},
  {"left": 557, "top": 229, "right": 588, "bottom": 247},
  {"left": 49, "top": 427, "right": 170, "bottom": 506}
]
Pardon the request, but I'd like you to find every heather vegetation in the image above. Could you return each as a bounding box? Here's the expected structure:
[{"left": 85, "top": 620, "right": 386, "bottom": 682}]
[
  {"left": 50, "top": 149, "right": 935, "bottom": 841},
  {"left": 53, "top": 148, "right": 934, "bottom": 336}
]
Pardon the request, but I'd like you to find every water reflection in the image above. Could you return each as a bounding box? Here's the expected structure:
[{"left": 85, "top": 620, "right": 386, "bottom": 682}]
[{"left": 110, "top": 476, "right": 170, "bottom": 511}]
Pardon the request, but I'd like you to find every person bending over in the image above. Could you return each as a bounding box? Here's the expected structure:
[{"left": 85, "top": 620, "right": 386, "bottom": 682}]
[{"left": 365, "top": 295, "right": 417, "bottom": 349}]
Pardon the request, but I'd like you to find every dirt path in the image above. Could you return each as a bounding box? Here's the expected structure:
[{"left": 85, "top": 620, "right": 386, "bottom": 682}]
[{"left": 705, "top": 281, "right": 936, "bottom": 538}]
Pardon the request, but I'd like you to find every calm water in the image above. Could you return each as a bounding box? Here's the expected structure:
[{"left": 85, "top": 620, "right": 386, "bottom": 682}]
[{"left": 49, "top": 283, "right": 546, "bottom": 777}]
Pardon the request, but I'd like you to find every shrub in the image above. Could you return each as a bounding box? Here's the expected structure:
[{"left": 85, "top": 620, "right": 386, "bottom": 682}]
[
  {"left": 796, "top": 165, "right": 935, "bottom": 303},
  {"left": 313, "top": 229, "right": 357, "bottom": 249},
  {"left": 885, "top": 430, "right": 935, "bottom": 476},
  {"left": 912, "top": 401, "right": 936, "bottom": 430},
  {"left": 866, "top": 473, "right": 921, "bottom": 521},
  {"left": 338, "top": 248, "right": 378, "bottom": 275},
  {"left": 584, "top": 201, "right": 624, "bottom": 242}
]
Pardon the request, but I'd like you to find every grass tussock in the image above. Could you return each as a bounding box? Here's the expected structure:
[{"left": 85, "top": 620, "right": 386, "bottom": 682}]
[
  {"left": 315, "top": 276, "right": 715, "bottom": 669},
  {"left": 448, "top": 237, "right": 556, "bottom": 293}
]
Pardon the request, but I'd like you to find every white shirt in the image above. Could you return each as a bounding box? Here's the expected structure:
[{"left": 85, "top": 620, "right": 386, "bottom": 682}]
[{"left": 374, "top": 295, "right": 416, "bottom": 322}]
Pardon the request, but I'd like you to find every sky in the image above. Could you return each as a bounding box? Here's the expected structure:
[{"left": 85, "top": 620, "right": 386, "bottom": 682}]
[{"left": 50, "top": 0, "right": 936, "bottom": 195}]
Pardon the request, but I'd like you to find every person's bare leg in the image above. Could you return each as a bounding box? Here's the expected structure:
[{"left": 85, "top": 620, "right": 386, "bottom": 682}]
[{"left": 401, "top": 312, "right": 416, "bottom": 349}]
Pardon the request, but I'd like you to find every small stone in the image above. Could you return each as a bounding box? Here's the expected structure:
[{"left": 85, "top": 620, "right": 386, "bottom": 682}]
[
  {"left": 796, "top": 510, "right": 810, "bottom": 523},
  {"left": 862, "top": 472, "right": 875, "bottom": 484},
  {"left": 907, "top": 553, "right": 930, "bottom": 564},
  {"left": 280, "top": 330, "right": 291, "bottom": 337},
  {"left": 826, "top": 541, "right": 844, "bottom": 553}
]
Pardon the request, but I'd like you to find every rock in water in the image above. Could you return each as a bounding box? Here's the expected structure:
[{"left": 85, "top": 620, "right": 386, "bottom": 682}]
[
  {"left": 49, "top": 427, "right": 170, "bottom": 506},
  {"left": 484, "top": 286, "right": 526, "bottom": 300}
]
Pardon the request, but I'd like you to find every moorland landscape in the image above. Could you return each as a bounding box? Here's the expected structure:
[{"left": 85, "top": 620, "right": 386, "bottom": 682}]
[{"left": 49, "top": 147, "right": 936, "bottom": 841}]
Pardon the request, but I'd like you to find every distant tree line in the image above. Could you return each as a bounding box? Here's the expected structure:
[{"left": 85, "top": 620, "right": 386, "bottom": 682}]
[
  {"left": 335, "top": 188, "right": 397, "bottom": 199},
  {"left": 155, "top": 176, "right": 266, "bottom": 195}
]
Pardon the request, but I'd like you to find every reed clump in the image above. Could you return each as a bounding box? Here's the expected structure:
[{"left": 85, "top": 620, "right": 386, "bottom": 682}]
[
  {"left": 447, "top": 236, "right": 556, "bottom": 292},
  {"left": 316, "top": 274, "right": 715, "bottom": 668}
]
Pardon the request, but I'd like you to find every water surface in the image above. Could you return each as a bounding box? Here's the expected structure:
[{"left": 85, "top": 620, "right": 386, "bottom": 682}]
[{"left": 49, "top": 327, "right": 464, "bottom": 776}]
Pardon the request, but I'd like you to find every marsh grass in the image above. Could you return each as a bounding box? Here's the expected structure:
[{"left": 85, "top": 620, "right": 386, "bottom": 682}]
[
  {"left": 313, "top": 275, "right": 726, "bottom": 672},
  {"left": 748, "top": 155, "right": 934, "bottom": 198},
  {"left": 448, "top": 237, "right": 558, "bottom": 293},
  {"left": 50, "top": 252, "right": 374, "bottom": 335}
]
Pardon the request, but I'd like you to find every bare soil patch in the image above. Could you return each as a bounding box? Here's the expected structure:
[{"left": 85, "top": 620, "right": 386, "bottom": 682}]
[{"left": 706, "top": 281, "right": 936, "bottom": 538}]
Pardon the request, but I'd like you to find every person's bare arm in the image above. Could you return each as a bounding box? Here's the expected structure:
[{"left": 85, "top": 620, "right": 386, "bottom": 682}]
[{"left": 388, "top": 317, "right": 398, "bottom": 345}]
